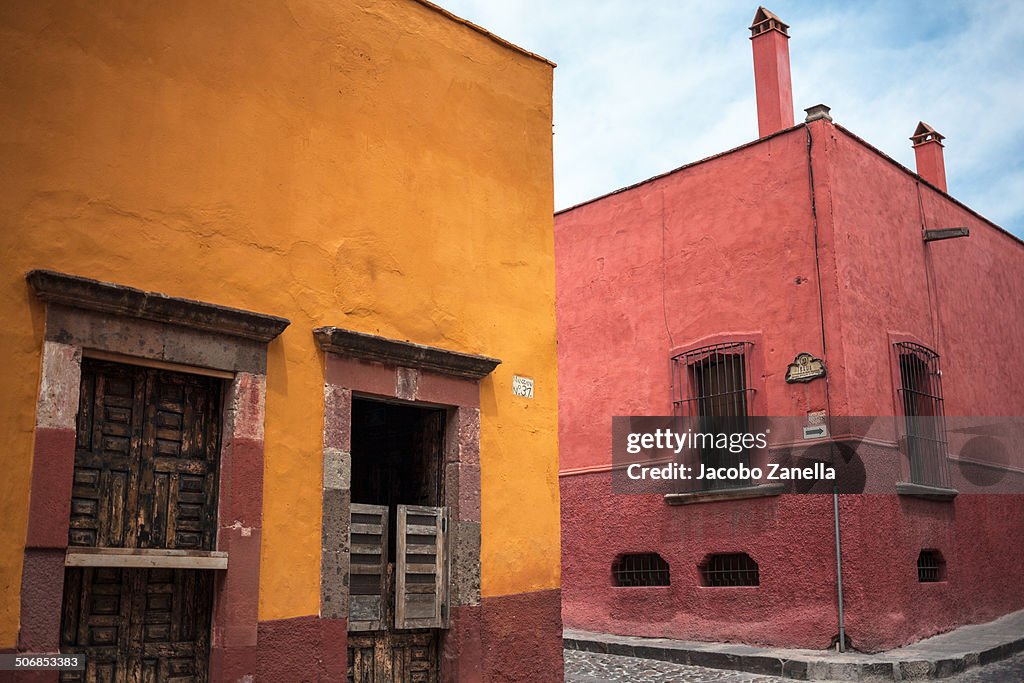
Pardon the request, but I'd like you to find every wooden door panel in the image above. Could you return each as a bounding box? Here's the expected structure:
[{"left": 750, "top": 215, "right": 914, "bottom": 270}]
[
  {"left": 138, "top": 371, "right": 219, "bottom": 551},
  {"left": 63, "top": 360, "right": 220, "bottom": 683},
  {"left": 60, "top": 567, "right": 126, "bottom": 683},
  {"left": 60, "top": 567, "right": 130, "bottom": 681},
  {"left": 346, "top": 636, "right": 376, "bottom": 683},
  {"left": 61, "top": 568, "right": 212, "bottom": 683},
  {"left": 346, "top": 631, "right": 437, "bottom": 683},
  {"left": 394, "top": 632, "right": 438, "bottom": 683},
  {"left": 71, "top": 363, "right": 145, "bottom": 548},
  {"left": 71, "top": 360, "right": 221, "bottom": 551}
]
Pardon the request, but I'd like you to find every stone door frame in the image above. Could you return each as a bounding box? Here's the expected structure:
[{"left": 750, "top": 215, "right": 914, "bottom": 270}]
[
  {"left": 314, "top": 327, "right": 498, "bottom": 683},
  {"left": 18, "top": 270, "right": 289, "bottom": 682}
]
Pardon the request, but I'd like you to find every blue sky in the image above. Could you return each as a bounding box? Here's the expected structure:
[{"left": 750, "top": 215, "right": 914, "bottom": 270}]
[{"left": 440, "top": 0, "right": 1024, "bottom": 236}]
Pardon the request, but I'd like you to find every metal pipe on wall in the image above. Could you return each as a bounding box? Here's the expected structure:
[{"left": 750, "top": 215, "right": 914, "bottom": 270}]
[
  {"left": 806, "top": 122, "right": 846, "bottom": 652},
  {"left": 833, "top": 488, "right": 846, "bottom": 652}
]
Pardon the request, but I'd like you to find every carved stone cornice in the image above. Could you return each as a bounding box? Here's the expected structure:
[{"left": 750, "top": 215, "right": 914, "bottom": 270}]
[
  {"left": 313, "top": 326, "right": 500, "bottom": 380},
  {"left": 27, "top": 270, "right": 290, "bottom": 343}
]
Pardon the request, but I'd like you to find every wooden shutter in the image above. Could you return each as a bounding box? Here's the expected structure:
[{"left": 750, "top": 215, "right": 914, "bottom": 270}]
[
  {"left": 348, "top": 503, "right": 388, "bottom": 631},
  {"left": 395, "top": 505, "right": 448, "bottom": 630}
]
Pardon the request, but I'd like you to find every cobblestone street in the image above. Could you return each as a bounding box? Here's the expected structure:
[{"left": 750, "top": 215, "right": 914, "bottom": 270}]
[
  {"left": 564, "top": 650, "right": 784, "bottom": 683},
  {"left": 950, "top": 650, "right": 1024, "bottom": 682},
  {"left": 564, "top": 649, "right": 1024, "bottom": 683}
]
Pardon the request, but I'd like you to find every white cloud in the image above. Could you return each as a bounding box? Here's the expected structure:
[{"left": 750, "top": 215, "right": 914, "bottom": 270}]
[{"left": 439, "top": 0, "right": 1024, "bottom": 235}]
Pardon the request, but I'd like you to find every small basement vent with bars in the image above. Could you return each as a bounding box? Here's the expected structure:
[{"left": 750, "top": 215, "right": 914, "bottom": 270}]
[
  {"left": 612, "top": 553, "right": 670, "bottom": 587},
  {"left": 917, "top": 550, "right": 945, "bottom": 583},
  {"left": 700, "top": 553, "right": 760, "bottom": 587}
]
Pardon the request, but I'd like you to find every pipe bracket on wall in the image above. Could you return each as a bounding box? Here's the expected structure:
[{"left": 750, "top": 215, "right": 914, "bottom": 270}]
[{"left": 923, "top": 227, "right": 970, "bottom": 242}]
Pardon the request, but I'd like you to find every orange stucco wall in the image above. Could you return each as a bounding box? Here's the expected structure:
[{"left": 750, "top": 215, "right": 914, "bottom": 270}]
[{"left": 0, "top": 0, "right": 558, "bottom": 646}]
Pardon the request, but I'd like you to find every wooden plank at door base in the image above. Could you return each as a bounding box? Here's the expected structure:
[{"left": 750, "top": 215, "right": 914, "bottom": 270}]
[{"left": 66, "top": 547, "right": 229, "bottom": 570}]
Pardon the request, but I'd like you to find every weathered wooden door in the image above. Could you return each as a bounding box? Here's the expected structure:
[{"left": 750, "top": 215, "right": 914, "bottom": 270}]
[
  {"left": 60, "top": 359, "right": 221, "bottom": 682},
  {"left": 68, "top": 360, "right": 221, "bottom": 551},
  {"left": 60, "top": 567, "right": 213, "bottom": 683},
  {"left": 347, "top": 504, "right": 447, "bottom": 683}
]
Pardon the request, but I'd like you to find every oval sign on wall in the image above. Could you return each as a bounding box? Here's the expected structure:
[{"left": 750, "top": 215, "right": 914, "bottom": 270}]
[{"left": 786, "top": 352, "right": 826, "bottom": 383}]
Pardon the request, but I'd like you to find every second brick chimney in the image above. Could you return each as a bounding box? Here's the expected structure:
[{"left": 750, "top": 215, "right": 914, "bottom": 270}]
[
  {"left": 911, "top": 122, "right": 948, "bottom": 192},
  {"left": 750, "top": 7, "right": 794, "bottom": 137}
]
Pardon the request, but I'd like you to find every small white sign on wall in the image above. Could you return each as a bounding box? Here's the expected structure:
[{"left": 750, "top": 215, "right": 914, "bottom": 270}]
[
  {"left": 512, "top": 375, "right": 534, "bottom": 399},
  {"left": 803, "top": 424, "right": 828, "bottom": 440},
  {"left": 807, "top": 410, "right": 827, "bottom": 426}
]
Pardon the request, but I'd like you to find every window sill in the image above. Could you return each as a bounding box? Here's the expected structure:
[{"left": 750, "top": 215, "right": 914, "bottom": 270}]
[
  {"left": 65, "top": 547, "right": 229, "bottom": 570},
  {"left": 664, "top": 483, "right": 785, "bottom": 506},
  {"left": 895, "top": 482, "right": 958, "bottom": 501}
]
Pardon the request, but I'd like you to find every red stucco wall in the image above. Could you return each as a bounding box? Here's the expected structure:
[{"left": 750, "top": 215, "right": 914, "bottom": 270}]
[
  {"left": 555, "top": 119, "right": 1024, "bottom": 651},
  {"left": 839, "top": 494, "right": 1024, "bottom": 652},
  {"left": 561, "top": 475, "right": 841, "bottom": 648},
  {"left": 821, "top": 124, "right": 1024, "bottom": 420},
  {"left": 815, "top": 122, "right": 1024, "bottom": 650},
  {"left": 556, "top": 127, "right": 827, "bottom": 476}
]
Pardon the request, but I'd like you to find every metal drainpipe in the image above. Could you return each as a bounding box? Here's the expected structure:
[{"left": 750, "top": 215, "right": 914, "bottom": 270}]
[
  {"left": 805, "top": 123, "right": 846, "bottom": 652},
  {"left": 833, "top": 487, "right": 846, "bottom": 652}
]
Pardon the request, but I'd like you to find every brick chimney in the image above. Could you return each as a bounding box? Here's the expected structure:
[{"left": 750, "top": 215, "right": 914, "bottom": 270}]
[
  {"left": 750, "top": 7, "right": 794, "bottom": 137},
  {"left": 911, "top": 122, "right": 947, "bottom": 192}
]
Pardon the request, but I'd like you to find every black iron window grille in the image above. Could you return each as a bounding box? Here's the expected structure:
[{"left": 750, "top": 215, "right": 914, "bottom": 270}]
[
  {"left": 917, "top": 550, "right": 945, "bottom": 582},
  {"left": 895, "top": 342, "right": 950, "bottom": 488},
  {"left": 700, "top": 553, "right": 760, "bottom": 587},
  {"left": 672, "top": 341, "right": 755, "bottom": 490},
  {"left": 611, "top": 553, "right": 670, "bottom": 587}
]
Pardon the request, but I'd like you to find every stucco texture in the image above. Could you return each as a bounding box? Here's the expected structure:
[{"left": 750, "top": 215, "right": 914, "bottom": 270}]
[
  {"left": 555, "top": 128, "right": 828, "bottom": 476},
  {"left": 555, "top": 120, "right": 1024, "bottom": 650},
  {"left": 0, "top": 0, "right": 559, "bottom": 647},
  {"left": 561, "top": 475, "right": 840, "bottom": 648},
  {"left": 817, "top": 124, "right": 1024, "bottom": 419}
]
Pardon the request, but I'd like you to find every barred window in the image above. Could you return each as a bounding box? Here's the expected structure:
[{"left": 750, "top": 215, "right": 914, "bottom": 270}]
[
  {"left": 612, "top": 553, "right": 670, "bottom": 587},
  {"left": 917, "top": 550, "right": 945, "bottom": 583},
  {"left": 700, "top": 553, "right": 760, "bottom": 587},
  {"left": 672, "top": 342, "right": 755, "bottom": 490},
  {"left": 895, "top": 342, "right": 949, "bottom": 488}
]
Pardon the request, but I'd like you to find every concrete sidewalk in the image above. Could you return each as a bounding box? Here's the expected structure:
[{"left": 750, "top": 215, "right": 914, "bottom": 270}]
[{"left": 564, "top": 610, "right": 1024, "bottom": 681}]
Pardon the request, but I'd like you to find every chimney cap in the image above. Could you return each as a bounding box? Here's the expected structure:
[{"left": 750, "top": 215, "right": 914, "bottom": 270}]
[
  {"left": 805, "top": 104, "right": 832, "bottom": 123},
  {"left": 750, "top": 6, "right": 790, "bottom": 38},
  {"left": 911, "top": 121, "right": 945, "bottom": 146}
]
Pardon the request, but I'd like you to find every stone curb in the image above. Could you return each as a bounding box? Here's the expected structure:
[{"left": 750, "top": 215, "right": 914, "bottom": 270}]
[{"left": 563, "top": 627, "right": 1024, "bottom": 681}]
